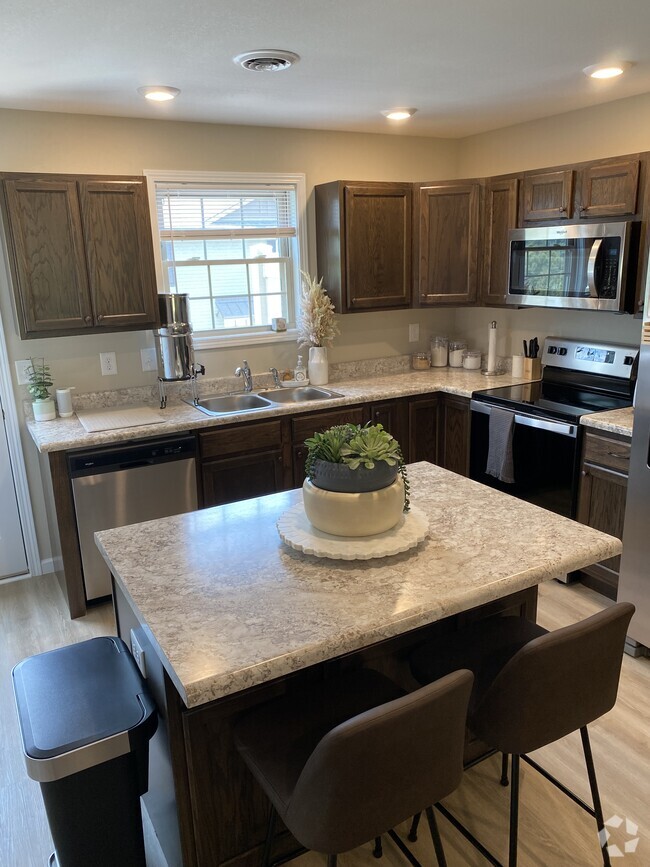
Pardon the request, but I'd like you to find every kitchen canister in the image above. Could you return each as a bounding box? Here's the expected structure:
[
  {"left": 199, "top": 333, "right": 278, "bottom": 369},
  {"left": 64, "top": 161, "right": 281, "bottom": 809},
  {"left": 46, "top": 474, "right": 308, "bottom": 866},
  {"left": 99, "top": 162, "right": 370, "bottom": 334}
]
[
  {"left": 512, "top": 355, "right": 525, "bottom": 377},
  {"left": 448, "top": 340, "right": 467, "bottom": 368},
  {"left": 411, "top": 352, "right": 430, "bottom": 370},
  {"left": 55, "top": 387, "right": 75, "bottom": 417},
  {"left": 430, "top": 336, "right": 448, "bottom": 367},
  {"left": 462, "top": 349, "right": 482, "bottom": 370}
]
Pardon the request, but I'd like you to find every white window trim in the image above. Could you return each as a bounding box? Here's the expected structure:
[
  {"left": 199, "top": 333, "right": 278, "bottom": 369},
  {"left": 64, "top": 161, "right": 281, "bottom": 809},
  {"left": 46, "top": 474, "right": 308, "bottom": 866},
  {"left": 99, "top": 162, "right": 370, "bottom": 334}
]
[{"left": 144, "top": 170, "right": 308, "bottom": 350}]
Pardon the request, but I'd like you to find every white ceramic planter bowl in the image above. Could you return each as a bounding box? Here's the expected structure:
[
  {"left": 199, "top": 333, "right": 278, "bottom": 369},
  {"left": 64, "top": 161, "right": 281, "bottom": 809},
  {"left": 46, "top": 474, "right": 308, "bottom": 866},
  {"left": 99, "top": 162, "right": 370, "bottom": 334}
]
[{"left": 302, "top": 477, "right": 404, "bottom": 537}]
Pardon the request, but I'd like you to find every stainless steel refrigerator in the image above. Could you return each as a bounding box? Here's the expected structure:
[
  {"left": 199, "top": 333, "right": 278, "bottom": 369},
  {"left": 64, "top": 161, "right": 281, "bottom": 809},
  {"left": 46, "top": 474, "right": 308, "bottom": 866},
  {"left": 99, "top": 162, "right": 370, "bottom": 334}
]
[{"left": 619, "top": 333, "right": 650, "bottom": 651}]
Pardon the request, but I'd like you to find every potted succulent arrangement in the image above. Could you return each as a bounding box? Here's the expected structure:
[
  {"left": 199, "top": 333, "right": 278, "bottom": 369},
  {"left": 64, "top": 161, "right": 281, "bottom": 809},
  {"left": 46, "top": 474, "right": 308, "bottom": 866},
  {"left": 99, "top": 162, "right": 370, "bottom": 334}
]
[
  {"left": 27, "top": 357, "right": 56, "bottom": 422},
  {"left": 297, "top": 271, "right": 339, "bottom": 386},
  {"left": 302, "top": 422, "right": 410, "bottom": 537}
]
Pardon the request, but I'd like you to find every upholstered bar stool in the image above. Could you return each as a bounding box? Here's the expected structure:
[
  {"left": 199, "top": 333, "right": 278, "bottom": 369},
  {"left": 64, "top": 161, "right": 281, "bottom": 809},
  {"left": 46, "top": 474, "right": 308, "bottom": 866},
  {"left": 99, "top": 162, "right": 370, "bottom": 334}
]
[
  {"left": 234, "top": 667, "right": 473, "bottom": 866},
  {"left": 408, "top": 603, "right": 634, "bottom": 867}
]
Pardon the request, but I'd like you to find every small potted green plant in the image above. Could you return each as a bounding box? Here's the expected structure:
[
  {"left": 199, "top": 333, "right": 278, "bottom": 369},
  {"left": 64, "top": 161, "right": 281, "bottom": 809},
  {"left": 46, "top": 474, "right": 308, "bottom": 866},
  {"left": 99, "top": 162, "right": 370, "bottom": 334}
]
[
  {"left": 27, "top": 358, "right": 56, "bottom": 422},
  {"left": 302, "top": 422, "right": 410, "bottom": 537}
]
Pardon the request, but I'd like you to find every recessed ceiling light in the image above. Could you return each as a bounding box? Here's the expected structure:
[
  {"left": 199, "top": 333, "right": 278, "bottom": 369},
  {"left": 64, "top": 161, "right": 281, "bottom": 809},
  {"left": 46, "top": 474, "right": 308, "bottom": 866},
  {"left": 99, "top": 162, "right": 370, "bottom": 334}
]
[
  {"left": 137, "top": 85, "right": 181, "bottom": 102},
  {"left": 583, "top": 62, "right": 631, "bottom": 79},
  {"left": 381, "top": 108, "right": 417, "bottom": 121},
  {"left": 233, "top": 50, "right": 300, "bottom": 72}
]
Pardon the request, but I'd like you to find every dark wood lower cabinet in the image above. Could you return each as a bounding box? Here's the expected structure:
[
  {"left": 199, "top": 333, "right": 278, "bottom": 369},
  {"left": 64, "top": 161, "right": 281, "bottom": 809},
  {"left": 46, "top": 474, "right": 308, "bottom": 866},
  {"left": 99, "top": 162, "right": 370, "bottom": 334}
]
[
  {"left": 438, "top": 394, "right": 471, "bottom": 476},
  {"left": 369, "top": 399, "right": 409, "bottom": 461},
  {"left": 576, "top": 430, "right": 631, "bottom": 600},
  {"left": 201, "top": 449, "right": 285, "bottom": 507},
  {"left": 408, "top": 395, "right": 440, "bottom": 464}
]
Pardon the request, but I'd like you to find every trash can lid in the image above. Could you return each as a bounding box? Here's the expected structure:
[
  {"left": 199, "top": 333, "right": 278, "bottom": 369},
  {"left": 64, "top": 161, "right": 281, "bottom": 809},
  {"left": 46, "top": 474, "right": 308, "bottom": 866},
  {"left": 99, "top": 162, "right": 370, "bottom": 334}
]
[{"left": 12, "top": 636, "right": 152, "bottom": 761}]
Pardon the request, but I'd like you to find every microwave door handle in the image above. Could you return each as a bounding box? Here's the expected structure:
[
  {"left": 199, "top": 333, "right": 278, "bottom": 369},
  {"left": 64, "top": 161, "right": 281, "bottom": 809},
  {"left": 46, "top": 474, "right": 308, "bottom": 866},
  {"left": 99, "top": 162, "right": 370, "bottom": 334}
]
[{"left": 586, "top": 238, "right": 603, "bottom": 298}]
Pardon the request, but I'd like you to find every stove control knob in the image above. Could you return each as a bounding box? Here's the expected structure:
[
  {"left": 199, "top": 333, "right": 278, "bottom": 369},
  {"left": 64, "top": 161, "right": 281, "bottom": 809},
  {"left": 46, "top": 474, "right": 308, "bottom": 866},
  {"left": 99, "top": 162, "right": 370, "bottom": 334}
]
[
  {"left": 558, "top": 347, "right": 568, "bottom": 356},
  {"left": 548, "top": 346, "right": 557, "bottom": 354}
]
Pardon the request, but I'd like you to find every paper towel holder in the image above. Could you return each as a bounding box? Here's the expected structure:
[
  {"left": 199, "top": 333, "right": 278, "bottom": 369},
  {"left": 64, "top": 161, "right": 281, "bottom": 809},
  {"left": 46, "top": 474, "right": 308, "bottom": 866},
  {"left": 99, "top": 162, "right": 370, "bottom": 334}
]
[{"left": 481, "top": 319, "right": 506, "bottom": 376}]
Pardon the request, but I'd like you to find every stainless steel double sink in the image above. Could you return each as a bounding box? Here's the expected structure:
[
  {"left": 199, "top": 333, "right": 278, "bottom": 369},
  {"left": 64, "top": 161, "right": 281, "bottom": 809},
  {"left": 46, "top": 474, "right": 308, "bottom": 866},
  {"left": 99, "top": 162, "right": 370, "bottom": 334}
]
[{"left": 186, "top": 386, "right": 343, "bottom": 417}]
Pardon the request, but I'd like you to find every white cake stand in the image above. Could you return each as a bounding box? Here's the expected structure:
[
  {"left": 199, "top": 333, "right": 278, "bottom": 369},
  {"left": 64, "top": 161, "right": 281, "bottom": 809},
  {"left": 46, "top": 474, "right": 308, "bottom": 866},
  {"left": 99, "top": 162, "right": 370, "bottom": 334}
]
[{"left": 277, "top": 504, "right": 429, "bottom": 561}]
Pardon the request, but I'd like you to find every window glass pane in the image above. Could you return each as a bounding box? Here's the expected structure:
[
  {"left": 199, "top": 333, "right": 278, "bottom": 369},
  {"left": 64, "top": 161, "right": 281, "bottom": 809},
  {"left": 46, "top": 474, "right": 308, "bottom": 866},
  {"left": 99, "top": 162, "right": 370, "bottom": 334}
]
[
  {"left": 188, "top": 298, "right": 214, "bottom": 331},
  {"left": 209, "top": 264, "right": 249, "bottom": 297},
  {"left": 171, "top": 239, "right": 206, "bottom": 262},
  {"left": 244, "top": 238, "right": 279, "bottom": 258},
  {"left": 175, "top": 264, "right": 211, "bottom": 298},
  {"left": 205, "top": 238, "right": 245, "bottom": 260}
]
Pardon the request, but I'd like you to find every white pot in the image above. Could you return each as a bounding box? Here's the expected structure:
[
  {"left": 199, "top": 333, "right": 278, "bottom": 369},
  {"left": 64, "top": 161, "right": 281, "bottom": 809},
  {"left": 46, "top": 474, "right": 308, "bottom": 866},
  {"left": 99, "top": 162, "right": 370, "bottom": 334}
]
[
  {"left": 302, "top": 477, "right": 404, "bottom": 537},
  {"left": 33, "top": 398, "right": 56, "bottom": 422},
  {"left": 308, "top": 346, "right": 329, "bottom": 385}
]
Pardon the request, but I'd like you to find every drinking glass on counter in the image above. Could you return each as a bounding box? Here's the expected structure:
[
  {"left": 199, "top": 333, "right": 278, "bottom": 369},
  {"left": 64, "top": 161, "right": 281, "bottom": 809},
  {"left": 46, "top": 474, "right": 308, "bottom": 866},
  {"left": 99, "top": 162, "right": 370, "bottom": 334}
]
[
  {"left": 448, "top": 340, "right": 467, "bottom": 368},
  {"left": 431, "top": 336, "right": 448, "bottom": 367}
]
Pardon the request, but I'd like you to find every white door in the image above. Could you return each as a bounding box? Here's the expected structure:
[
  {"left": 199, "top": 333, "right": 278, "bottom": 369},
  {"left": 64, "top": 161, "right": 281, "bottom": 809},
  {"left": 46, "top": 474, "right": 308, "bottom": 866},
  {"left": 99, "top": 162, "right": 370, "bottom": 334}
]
[{"left": 0, "top": 394, "right": 28, "bottom": 578}]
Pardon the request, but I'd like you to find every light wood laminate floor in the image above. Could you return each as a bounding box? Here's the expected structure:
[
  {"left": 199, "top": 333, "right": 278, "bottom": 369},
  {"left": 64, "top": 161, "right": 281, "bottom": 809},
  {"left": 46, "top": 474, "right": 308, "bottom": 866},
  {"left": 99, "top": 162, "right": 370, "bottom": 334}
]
[{"left": 1, "top": 575, "right": 648, "bottom": 866}]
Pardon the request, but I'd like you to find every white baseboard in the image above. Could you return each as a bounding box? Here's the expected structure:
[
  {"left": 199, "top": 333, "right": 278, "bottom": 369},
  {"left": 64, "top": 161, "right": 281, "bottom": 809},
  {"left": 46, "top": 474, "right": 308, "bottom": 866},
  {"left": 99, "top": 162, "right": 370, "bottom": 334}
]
[{"left": 40, "top": 556, "right": 63, "bottom": 576}]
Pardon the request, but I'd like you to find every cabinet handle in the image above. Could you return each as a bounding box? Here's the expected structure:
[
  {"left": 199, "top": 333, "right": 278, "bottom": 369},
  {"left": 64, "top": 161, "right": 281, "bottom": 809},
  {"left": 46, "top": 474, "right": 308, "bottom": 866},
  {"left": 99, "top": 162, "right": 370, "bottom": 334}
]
[
  {"left": 558, "top": 206, "right": 567, "bottom": 213},
  {"left": 374, "top": 411, "right": 380, "bottom": 419},
  {"left": 607, "top": 450, "right": 627, "bottom": 459},
  {"left": 96, "top": 314, "right": 104, "bottom": 322},
  {"left": 84, "top": 315, "right": 92, "bottom": 324},
  {"left": 579, "top": 205, "right": 587, "bottom": 212}
]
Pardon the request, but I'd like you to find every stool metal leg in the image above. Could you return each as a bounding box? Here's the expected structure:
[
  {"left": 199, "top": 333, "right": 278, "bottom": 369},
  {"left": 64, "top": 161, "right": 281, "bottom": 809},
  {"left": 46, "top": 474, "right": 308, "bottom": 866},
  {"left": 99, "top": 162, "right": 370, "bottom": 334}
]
[
  {"left": 509, "top": 754, "right": 520, "bottom": 867},
  {"left": 262, "top": 806, "right": 277, "bottom": 867},
  {"left": 408, "top": 812, "right": 421, "bottom": 842},
  {"left": 500, "top": 753, "right": 509, "bottom": 786},
  {"left": 373, "top": 836, "right": 383, "bottom": 858},
  {"left": 580, "top": 727, "right": 611, "bottom": 867},
  {"left": 426, "top": 805, "right": 448, "bottom": 867}
]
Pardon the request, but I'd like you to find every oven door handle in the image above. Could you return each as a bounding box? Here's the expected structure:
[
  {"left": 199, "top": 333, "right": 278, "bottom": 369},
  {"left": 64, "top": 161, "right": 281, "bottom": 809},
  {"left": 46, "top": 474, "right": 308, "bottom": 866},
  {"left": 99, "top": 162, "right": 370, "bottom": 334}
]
[{"left": 470, "top": 400, "right": 578, "bottom": 438}]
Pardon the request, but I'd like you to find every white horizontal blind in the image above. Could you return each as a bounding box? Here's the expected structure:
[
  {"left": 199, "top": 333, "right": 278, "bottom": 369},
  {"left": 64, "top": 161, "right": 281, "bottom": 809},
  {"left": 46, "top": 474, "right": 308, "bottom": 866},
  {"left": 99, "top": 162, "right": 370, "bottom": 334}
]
[{"left": 154, "top": 183, "right": 299, "bottom": 334}]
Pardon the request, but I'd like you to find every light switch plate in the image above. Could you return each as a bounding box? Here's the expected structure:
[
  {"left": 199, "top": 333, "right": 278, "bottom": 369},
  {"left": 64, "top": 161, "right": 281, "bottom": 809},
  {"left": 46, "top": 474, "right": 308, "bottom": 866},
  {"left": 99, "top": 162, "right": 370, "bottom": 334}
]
[
  {"left": 141, "top": 348, "right": 157, "bottom": 372},
  {"left": 100, "top": 352, "right": 117, "bottom": 376},
  {"left": 408, "top": 324, "right": 419, "bottom": 343},
  {"left": 15, "top": 359, "right": 32, "bottom": 385}
]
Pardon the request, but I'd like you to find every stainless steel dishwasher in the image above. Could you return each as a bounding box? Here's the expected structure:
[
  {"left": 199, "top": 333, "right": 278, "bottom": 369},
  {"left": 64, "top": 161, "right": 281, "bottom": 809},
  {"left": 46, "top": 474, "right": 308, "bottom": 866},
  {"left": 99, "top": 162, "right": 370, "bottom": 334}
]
[{"left": 69, "top": 433, "right": 198, "bottom": 602}]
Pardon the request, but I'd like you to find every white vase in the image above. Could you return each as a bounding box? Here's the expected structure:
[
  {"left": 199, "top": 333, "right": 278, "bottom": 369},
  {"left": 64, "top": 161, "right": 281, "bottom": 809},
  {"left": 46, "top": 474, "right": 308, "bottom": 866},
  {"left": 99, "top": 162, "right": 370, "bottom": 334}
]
[
  {"left": 33, "top": 398, "right": 56, "bottom": 422},
  {"left": 308, "top": 346, "right": 329, "bottom": 385}
]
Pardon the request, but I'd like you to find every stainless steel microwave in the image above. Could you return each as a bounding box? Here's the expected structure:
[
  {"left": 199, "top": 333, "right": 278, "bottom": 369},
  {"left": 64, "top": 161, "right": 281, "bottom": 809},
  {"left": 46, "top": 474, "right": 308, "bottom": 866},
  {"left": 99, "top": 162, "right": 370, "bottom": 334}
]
[{"left": 506, "top": 221, "right": 636, "bottom": 311}]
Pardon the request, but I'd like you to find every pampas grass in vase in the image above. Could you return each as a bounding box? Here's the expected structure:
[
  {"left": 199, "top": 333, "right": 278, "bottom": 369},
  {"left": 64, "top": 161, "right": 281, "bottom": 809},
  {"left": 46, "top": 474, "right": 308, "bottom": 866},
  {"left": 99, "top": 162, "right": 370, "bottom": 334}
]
[{"left": 297, "top": 271, "right": 339, "bottom": 385}]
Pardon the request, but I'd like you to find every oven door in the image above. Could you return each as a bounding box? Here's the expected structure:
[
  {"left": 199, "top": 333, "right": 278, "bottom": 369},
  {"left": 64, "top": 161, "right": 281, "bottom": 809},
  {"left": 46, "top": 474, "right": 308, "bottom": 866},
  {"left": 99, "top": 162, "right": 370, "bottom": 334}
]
[{"left": 469, "top": 401, "right": 581, "bottom": 518}]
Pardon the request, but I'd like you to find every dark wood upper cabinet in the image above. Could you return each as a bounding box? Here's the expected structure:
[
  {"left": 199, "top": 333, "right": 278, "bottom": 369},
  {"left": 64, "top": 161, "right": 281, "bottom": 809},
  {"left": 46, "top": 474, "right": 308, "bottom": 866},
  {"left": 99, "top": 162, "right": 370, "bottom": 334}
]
[
  {"left": 315, "top": 181, "right": 412, "bottom": 313},
  {"left": 577, "top": 159, "right": 640, "bottom": 219},
  {"left": 522, "top": 169, "right": 574, "bottom": 222},
  {"left": 480, "top": 176, "right": 519, "bottom": 306},
  {"left": 1, "top": 172, "right": 158, "bottom": 338},
  {"left": 416, "top": 181, "right": 480, "bottom": 306}
]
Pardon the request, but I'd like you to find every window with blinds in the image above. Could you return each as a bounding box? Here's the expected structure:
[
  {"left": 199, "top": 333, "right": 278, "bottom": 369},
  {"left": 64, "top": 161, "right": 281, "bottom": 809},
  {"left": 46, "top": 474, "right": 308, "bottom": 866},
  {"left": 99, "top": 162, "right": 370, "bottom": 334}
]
[{"left": 152, "top": 180, "right": 302, "bottom": 336}]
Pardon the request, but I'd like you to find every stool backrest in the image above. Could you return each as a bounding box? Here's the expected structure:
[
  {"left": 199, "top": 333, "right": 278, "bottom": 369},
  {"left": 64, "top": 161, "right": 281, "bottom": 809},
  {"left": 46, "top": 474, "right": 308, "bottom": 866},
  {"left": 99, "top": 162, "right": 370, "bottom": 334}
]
[
  {"left": 285, "top": 668, "right": 472, "bottom": 855},
  {"left": 472, "top": 602, "right": 634, "bottom": 755}
]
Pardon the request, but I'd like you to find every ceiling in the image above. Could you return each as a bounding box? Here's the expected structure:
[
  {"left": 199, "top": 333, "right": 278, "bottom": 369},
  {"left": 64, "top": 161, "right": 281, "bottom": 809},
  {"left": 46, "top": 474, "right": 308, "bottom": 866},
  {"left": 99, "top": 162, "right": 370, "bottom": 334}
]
[{"left": 3, "top": 0, "right": 650, "bottom": 138}]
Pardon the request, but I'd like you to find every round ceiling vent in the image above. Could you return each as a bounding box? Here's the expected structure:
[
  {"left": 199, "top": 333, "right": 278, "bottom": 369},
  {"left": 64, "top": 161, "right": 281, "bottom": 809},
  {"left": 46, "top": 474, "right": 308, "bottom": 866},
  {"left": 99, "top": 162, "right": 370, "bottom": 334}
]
[{"left": 233, "top": 50, "right": 300, "bottom": 72}]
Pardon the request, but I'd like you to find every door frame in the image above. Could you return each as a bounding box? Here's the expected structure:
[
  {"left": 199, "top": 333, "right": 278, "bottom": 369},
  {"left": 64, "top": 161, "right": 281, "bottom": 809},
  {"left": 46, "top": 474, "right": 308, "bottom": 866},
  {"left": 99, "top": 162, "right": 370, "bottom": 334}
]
[{"left": 0, "top": 243, "right": 41, "bottom": 578}]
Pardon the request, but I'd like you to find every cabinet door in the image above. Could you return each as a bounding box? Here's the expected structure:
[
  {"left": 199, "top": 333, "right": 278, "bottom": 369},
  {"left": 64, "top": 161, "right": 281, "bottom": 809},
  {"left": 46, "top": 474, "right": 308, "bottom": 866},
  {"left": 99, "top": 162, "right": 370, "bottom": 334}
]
[
  {"left": 369, "top": 400, "right": 409, "bottom": 462},
  {"left": 2, "top": 179, "right": 94, "bottom": 336},
  {"left": 577, "top": 159, "right": 640, "bottom": 219},
  {"left": 343, "top": 183, "right": 412, "bottom": 311},
  {"left": 78, "top": 179, "right": 158, "bottom": 329},
  {"left": 522, "top": 170, "right": 573, "bottom": 222},
  {"left": 408, "top": 396, "right": 439, "bottom": 464},
  {"left": 480, "top": 177, "right": 519, "bottom": 306},
  {"left": 202, "top": 449, "right": 284, "bottom": 507},
  {"left": 417, "top": 182, "right": 479, "bottom": 305},
  {"left": 576, "top": 461, "right": 628, "bottom": 599},
  {"left": 438, "top": 395, "right": 470, "bottom": 476}
]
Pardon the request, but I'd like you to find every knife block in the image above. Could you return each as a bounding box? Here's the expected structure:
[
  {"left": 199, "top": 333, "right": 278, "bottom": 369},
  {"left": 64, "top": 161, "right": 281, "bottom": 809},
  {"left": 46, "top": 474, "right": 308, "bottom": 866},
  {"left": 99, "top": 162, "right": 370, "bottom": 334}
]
[{"left": 523, "top": 358, "right": 541, "bottom": 379}]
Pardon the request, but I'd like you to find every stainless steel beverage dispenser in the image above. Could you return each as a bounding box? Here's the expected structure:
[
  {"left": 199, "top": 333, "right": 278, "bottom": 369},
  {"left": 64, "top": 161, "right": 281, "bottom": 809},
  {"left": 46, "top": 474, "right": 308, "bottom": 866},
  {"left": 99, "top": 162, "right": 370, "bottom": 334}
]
[{"left": 155, "top": 294, "right": 205, "bottom": 408}]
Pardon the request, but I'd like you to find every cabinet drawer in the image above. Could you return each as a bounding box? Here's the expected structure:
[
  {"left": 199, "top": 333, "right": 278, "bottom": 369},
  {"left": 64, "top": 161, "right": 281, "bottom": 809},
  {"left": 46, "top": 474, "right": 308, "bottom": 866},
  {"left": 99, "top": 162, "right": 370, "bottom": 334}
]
[
  {"left": 199, "top": 420, "right": 282, "bottom": 459},
  {"left": 583, "top": 431, "right": 630, "bottom": 473},
  {"left": 292, "top": 406, "right": 364, "bottom": 444}
]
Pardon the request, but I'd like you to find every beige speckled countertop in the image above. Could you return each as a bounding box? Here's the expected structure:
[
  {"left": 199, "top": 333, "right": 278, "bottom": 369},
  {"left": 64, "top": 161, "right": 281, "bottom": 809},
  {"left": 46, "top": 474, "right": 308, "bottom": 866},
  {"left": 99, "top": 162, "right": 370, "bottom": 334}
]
[
  {"left": 27, "top": 367, "right": 534, "bottom": 453},
  {"left": 96, "top": 462, "right": 621, "bottom": 709},
  {"left": 580, "top": 406, "right": 634, "bottom": 437}
]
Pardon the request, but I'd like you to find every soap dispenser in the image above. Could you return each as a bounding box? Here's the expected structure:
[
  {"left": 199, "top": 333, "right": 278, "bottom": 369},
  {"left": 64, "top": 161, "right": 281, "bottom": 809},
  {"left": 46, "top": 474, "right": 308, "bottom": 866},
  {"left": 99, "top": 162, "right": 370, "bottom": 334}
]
[{"left": 294, "top": 355, "right": 307, "bottom": 382}]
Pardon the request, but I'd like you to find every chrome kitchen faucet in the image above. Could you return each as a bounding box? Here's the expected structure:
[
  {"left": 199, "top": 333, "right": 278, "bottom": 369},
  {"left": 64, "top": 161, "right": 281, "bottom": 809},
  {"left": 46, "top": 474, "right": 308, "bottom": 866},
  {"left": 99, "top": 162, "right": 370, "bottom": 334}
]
[{"left": 235, "top": 360, "right": 253, "bottom": 392}]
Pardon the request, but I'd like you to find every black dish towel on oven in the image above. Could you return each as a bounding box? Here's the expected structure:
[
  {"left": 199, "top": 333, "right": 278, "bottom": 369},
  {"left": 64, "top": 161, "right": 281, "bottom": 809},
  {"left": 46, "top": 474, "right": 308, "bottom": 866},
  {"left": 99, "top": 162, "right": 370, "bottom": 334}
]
[{"left": 485, "top": 407, "right": 515, "bottom": 484}]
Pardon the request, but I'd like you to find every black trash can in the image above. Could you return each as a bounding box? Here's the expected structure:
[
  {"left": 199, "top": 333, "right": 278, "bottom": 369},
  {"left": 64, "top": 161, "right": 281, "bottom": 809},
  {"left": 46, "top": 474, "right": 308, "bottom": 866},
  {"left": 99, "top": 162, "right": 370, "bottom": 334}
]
[{"left": 12, "top": 636, "right": 158, "bottom": 867}]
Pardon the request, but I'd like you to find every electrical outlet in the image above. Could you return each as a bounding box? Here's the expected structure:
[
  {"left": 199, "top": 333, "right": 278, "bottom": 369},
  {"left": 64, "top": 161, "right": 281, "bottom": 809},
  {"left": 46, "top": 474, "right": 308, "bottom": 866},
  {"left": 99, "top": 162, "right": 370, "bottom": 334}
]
[
  {"left": 100, "top": 351, "right": 117, "bottom": 376},
  {"left": 408, "top": 323, "right": 419, "bottom": 343},
  {"left": 140, "top": 347, "right": 157, "bottom": 372},
  {"left": 130, "top": 628, "right": 147, "bottom": 677},
  {"left": 15, "top": 359, "right": 32, "bottom": 385}
]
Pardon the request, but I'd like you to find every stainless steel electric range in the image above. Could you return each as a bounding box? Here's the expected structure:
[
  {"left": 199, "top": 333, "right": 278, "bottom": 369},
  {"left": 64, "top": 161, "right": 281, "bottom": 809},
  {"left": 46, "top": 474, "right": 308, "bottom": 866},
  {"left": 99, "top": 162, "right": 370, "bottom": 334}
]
[{"left": 469, "top": 337, "right": 638, "bottom": 519}]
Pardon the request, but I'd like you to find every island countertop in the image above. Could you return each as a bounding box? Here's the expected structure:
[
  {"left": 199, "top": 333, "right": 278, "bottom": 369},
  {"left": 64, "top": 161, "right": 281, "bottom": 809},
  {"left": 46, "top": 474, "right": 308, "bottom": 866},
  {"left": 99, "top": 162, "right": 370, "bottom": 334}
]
[{"left": 96, "top": 462, "right": 621, "bottom": 709}]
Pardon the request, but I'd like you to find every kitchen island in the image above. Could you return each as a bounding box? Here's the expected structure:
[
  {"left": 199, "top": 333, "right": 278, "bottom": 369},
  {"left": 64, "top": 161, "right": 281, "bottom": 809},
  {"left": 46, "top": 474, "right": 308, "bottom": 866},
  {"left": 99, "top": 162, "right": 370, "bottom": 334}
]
[{"left": 96, "top": 462, "right": 621, "bottom": 867}]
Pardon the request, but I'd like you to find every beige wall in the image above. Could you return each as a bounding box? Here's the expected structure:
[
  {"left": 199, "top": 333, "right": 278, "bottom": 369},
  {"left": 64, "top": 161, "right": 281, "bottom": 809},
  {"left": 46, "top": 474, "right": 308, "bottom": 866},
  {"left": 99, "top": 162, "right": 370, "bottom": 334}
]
[{"left": 2, "top": 96, "right": 649, "bottom": 565}]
